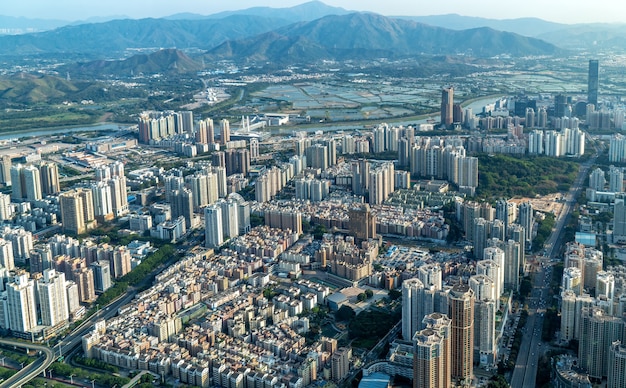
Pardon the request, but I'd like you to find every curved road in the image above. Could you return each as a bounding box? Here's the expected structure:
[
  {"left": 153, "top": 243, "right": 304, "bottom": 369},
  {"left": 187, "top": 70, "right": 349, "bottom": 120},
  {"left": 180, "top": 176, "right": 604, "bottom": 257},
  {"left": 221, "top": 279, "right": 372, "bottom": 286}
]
[{"left": 0, "top": 339, "right": 55, "bottom": 388}]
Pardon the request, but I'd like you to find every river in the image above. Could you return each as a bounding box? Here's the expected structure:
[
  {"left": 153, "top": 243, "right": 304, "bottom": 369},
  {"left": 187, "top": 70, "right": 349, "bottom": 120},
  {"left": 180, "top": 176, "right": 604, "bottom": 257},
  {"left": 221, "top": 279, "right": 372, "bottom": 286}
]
[{"left": 0, "top": 123, "right": 132, "bottom": 141}]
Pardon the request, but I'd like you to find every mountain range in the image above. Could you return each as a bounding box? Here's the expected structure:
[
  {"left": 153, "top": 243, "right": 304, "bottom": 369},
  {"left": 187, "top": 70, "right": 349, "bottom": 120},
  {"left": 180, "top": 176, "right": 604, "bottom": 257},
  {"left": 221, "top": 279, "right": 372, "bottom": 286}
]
[
  {"left": 0, "top": 0, "right": 625, "bottom": 74},
  {"left": 205, "top": 13, "right": 560, "bottom": 63}
]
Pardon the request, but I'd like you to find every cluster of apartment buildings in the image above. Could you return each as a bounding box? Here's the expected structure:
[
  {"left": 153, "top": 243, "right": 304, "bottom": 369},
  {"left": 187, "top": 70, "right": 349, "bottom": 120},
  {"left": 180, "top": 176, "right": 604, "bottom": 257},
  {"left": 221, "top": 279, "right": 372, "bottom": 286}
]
[{"left": 83, "top": 238, "right": 355, "bottom": 388}]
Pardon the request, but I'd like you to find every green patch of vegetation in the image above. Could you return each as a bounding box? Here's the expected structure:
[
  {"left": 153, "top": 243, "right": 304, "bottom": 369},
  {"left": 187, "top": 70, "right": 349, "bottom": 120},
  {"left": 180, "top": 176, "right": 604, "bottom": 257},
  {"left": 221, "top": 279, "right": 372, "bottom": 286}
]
[
  {"left": 335, "top": 305, "right": 355, "bottom": 322},
  {"left": 349, "top": 310, "right": 401, "bottom": 349},
  {"left": 541, "top": 307, "right": 559, "bottom": 342},
  {"left": 476, "top": 154, "right": 579, "bottom": 199},
  {"left": 49, "top": 362, "right": 129, "bottom": 387},
  {"left": 74, "top": 355, "right": 118, "bottom": 373},
  {"left": 532, "top": 213, "right": 556, "bottom": 253}
]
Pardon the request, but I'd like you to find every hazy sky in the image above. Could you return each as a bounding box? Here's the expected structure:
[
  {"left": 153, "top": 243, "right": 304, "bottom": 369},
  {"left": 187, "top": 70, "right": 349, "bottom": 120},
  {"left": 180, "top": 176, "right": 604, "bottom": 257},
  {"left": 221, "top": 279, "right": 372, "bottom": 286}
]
[{"left": 3, "top": 0, "right": 623, "bottom": 24}]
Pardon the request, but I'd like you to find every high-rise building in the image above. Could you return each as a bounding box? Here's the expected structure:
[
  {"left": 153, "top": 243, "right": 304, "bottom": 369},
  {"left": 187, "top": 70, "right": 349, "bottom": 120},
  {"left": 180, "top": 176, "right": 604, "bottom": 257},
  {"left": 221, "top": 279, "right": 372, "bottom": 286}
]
[
  {"left": 579, "top": 307, "right": 624, "bottom": 379},
  {"left": 469, "top": 274, "right": 495, "bottom": 301},
  {"left": 614, "top": 194, "right": 626, "bottom": 243},
  {"left": 562, "top": 267, "right": 583, "bottom": 295},
  {"left": 351, "top": 159, "right": 370, "bottom": 196},
  {"left": 108, "top": 176, "right": 128, "bottom": 217},
  {"left": 59, "top": 188, "right": 96, "bottom": 235},
  {"left": 36, "top": 269, "right": 69, "bottom": 326},
  {"left": 348, "top": 204, "right": 376, "bottom": 242},
  {"left": 90, "top": 181, "right": 114, "bottom": 222},
  {"left": 588, "top": 60, "right": 599, "bottom": 106},
  {"left": 331, "top": 347, "right": 351, "bottom": 381},
  {"left": 219, "top": 199, "right": 239, "bottom": 239},
  {"left": 221, "top": 119, "right": 230, "bottom": 145},
  {"left": 518, "top": 201, "right": 534, "bottom": 246},
  {"left": 23, "top": 165, "right": 42, "bottom": 201},
  {"left": 413, "top": 312, "right": 451, "bottom": 388},
  {"left": 73, "top": 267, "right": 96, "bottom": 303},
  {"left": 112, "top": 247, "right": 131, "bottom": 278},
  {"left": 413, "top": 328, "right": 448, "bottom": 388},
  {"left": 609, "top": 166, "right": 624, "bottom": 193},
  {"left": 38, "top": 162, "right": 60, "bottom": 195},
  {"left": 560, "top": 290, "right": 577, "bottom": 342},
  {"left": 608, "top": 340, "right": 626, "bottom": 388},
  {"left": 250, "top": 138, "right": 259, "bottom": 159},
  {"left": 525, "top": 107, "right": 535, "bottom": 128},
  {"left": 7, "top": 273, "right": 37, "bottom": 333},
  {"left": 403, "top": 278, "right": 429, "bottom": 340},
  {"left": 91, "top": 260, "right": 112, "bottom": 293},
  {"left": 10, "top": 164, "right": 25, "bottom": 200},
  {"left": 171, "top": 188, "right": 194, "bottom": 229},
  {"left": 448, "top": 283, "right": 475, "bottom": 387},
  {"left": 0, "top": 193, "right": 12, "bottom": 222},
  {"left": 205, "top": 205, "right": 223, "bottom": 248},
  {"left": 441, "top": 87, "right": 454, "bottom": 128},
  {"left": 180, "top": 111, "right": 193, "bottom": 133},
  {"left": 474, "top": 298, "right": 497, "bottom": 366},
  {"left": 477, "top": 258, "right": 503, "bottom": 299},
  {"left": 555, "top": 94, "right": 568, "bottom": 118},
  {"left": 0, "top": 238, "right": 14, "bottom": 271},
  {"left": 589, "top": 167, "right": 606, "bottom": 191},
  {"left": 0, "top": 156, "right": 11, "bottom": 186}
]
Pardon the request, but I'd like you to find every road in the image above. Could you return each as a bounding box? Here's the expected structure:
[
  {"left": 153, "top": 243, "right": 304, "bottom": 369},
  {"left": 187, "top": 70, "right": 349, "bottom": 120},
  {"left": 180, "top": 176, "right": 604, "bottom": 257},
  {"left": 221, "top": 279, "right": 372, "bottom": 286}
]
[
  {"left": 57, "top": 288, "right": 139, "bottom": 359},
  {"left": 510, "top": 142, "right": 598, "bottom": 387},
  {"left": 509, "top": 266, "right": 550, "bottom": 387},
  {"left": 0, "top": 339, "right": 55, "bottom": 388}
]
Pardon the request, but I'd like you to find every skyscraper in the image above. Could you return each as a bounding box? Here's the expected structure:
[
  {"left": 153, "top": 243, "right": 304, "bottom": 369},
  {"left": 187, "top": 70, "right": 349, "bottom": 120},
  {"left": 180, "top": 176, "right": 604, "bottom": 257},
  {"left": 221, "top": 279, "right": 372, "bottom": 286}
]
[
  {"left": 448, "top": 283, "right": 475, "bottom": 387},
  {"left": 59, "top": 188, "right": 96, "bottom": 235},
  {"left": 441, "top": 87, "right": 454, "bottom": 128},
  {"left": 403, "top": 278, "right": 433, "bottom": 340},
  {"left": 608, "top": 340, "right": 626, "bottom": 388},
  {"left": 36, "top": 269, "right": 69, "bottom": 326},
  {"left": 221, "top": 119, "right": 230, "bottom": 145},
  {"left": 23, "top": 165, "right": 42, "bottom": 202},
  {"left": 6, "top": 273, "right": 37, "bottom": 333},
  {"left": 609, "top": 166, "right": 624, "bottom": 193},
  {"left": 171, "top": 188, "right": 194, "bottom": 229},
  {"left": 205, "top": 205, "right": 223, "bottom": 248},
  {"left": 348, "top": 203, "right": 376, "bottom": 242},
  {"left": 91, "top": 260, "right": 112, "bottom": 293},
  {"left": 614, "top": 194, "right": 626, "bottom": 243},
  {"left": 38, "top": 161, "right": 60, "bottom": 195},
  {"left": 413, "top": 312, "right": 451, "bottom": 388},
  {"left": 588, "top": 60, "right": 599, "bottom": 106}
]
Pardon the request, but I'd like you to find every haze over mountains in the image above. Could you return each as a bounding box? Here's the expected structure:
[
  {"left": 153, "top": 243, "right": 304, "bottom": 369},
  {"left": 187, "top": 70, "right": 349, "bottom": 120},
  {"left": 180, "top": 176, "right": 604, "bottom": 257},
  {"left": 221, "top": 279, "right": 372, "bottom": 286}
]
[{"left": 0, "top": 0, "right": 624, "bottom": 72}]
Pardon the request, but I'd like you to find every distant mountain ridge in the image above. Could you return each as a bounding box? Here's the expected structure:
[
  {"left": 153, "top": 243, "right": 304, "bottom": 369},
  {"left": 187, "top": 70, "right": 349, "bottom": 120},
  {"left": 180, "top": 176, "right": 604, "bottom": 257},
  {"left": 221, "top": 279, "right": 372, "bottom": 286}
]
[
  {"left": 64, "top": 49, "right": 202, "bottom": 77},
  {"left": 0, "top": 15, "right": 291, "bottom": 56},
  {"left": 397, "top": 14, "right": 567, "bottom": 37},
  {"left": 166, "top": 1, "right": 349, "bottom": 22},
  {"left": 206, "top": 13, "right": 561, "bottom": 63}
]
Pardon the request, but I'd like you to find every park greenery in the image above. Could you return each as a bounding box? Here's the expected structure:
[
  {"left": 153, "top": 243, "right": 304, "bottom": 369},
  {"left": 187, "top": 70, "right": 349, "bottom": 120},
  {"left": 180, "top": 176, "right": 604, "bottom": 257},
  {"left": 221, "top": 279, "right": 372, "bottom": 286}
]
[
  {"left": 49, "top": 361, "right": 129, "bottom": 387},
  {"left": 532, "top": 213, "right": 556, "bottom": 253},
  {"left": 476, "top": 154, "right": 578, "bottom": 199},
  {"left": 349, "top": 310, "right": 401, "bottom": 349}
]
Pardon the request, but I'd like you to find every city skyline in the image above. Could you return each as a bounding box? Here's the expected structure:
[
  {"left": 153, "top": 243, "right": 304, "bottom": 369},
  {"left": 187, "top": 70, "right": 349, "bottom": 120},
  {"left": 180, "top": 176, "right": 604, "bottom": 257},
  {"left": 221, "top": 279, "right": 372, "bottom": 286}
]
[{"left": 2, "top": 0, "right": 625, "bottom": 24}]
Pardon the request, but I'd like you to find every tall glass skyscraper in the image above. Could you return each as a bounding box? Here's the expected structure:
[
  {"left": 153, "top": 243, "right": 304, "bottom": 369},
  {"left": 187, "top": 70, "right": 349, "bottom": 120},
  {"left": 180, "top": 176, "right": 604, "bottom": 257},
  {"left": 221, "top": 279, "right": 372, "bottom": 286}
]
[{"left": 588, "top": 60, "right": 599, "bottom": 106}]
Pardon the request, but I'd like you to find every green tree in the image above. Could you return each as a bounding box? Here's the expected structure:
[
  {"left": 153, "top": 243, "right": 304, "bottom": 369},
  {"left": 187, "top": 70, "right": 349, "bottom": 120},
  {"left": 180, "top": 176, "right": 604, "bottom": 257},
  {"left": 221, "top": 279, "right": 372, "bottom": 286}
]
[
  {"left": 335, "top": 305, "right": 356, "bottom": 321},
  {"left": 388, "top": 289, "right": 401, "bottom": 300}
]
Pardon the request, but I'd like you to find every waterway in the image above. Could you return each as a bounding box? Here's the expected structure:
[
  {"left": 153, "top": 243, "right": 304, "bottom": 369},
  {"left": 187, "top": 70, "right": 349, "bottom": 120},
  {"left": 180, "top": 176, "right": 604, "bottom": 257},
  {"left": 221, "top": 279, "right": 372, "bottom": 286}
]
[
  {"left": 0, "top": 123, "right": 131, "bottom": 141},
  {"left": 267, "top": 95, "right": 506, "bottom": 135}
]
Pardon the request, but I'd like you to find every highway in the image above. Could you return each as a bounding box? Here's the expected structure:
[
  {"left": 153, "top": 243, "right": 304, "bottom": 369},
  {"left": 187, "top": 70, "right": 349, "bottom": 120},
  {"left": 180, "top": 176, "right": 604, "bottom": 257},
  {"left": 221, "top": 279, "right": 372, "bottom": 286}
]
[
  {"left": 510, "top": 142, "right": 598, "bottom": 387},
  {"left": 0, "top": 339, "right": 55, "bottom": 388}
]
